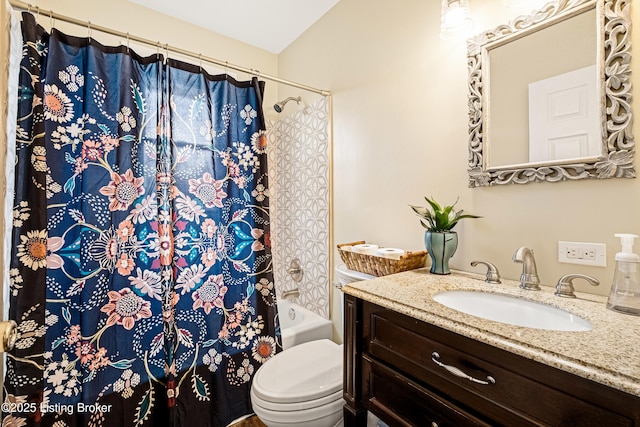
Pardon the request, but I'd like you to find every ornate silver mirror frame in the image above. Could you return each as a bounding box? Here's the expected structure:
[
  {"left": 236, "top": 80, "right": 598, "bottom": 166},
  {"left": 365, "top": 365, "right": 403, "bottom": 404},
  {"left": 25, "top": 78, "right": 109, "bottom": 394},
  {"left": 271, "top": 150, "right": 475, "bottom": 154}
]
[{"left": 467, "top": 0, "right": 634, "bottom": 187}]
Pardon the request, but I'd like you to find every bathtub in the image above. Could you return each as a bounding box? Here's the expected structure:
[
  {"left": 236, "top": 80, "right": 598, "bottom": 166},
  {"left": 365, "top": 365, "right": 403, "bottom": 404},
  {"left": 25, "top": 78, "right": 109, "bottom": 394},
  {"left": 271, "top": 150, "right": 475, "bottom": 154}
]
[{"left": 278, "top": 299, "right": 332, "bottom": 350}]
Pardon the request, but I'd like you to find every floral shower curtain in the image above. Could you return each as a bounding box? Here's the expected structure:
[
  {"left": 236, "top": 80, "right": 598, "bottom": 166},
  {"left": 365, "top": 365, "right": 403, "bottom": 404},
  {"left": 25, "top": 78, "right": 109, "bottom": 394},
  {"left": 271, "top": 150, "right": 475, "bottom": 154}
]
[{"left": 4, "top": 13, "right": 279, "bottom": 427}]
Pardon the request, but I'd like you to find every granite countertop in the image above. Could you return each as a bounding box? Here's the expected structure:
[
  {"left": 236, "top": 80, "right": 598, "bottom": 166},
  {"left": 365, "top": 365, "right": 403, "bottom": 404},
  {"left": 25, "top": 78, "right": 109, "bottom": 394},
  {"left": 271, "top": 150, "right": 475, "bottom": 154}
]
[{"left": 342, "top": 268, "right": 640, "bottom": 397}]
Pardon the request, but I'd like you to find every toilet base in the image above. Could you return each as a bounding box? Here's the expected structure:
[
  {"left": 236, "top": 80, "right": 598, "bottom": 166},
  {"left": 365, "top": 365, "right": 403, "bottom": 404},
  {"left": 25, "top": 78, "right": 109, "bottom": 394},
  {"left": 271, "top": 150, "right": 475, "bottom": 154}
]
[{"left": 251, "top": 396, "right": 343, "bottom": 427}]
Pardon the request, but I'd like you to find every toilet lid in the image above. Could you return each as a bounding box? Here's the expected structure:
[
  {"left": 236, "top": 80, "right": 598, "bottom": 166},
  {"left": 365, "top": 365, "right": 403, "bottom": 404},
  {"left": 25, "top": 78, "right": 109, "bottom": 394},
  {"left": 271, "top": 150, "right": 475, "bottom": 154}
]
[
  {"left": 252, "top": 339, "right": 343, "bottom": 404},
  {"left": 335, "top": 264, "right": 376, "bottom": 282}
]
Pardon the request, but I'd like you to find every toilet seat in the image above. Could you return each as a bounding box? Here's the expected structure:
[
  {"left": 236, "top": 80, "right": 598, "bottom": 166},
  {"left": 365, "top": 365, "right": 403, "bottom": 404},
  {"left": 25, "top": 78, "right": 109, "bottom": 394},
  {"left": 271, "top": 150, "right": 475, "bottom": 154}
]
[{"left": 252, "top": 339, "right": 343, "bottom": 405}]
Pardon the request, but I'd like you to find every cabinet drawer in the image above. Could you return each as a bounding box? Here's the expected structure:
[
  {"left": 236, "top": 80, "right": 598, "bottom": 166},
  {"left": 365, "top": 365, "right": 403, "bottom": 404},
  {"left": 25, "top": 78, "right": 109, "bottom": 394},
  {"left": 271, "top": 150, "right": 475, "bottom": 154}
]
[
  {"left": 363, "top": 355, "right": 492, "bottom": 427},
  {"left": 363, "top": 303, "right": 635, "bottom": 427}
]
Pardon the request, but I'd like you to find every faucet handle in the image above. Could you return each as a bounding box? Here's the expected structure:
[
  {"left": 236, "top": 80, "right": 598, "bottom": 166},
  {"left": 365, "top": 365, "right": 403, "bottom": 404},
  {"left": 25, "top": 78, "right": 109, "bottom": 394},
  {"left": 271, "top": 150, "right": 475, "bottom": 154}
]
[
  {"left": 287, "top": 258, "right": 304, "bottom": 282},
  {"left": 512, "top": 247, "right": 541, "bottom": 291},
  {"left": 555, "top": 274, "right": 600, "bottom": 298},
  {"left": 470, "top": 260, "right": 501, "bottom": 284}
]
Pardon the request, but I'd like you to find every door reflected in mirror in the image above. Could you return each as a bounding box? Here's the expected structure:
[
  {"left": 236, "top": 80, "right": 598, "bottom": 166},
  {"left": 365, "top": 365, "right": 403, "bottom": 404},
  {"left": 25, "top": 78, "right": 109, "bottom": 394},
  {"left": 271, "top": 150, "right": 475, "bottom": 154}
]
[
  {"left": 527, "top": 64, "right": 601, "bottom": 163},
  {"left": 487, "top": 8, "right": 598, "bottom": 167}
]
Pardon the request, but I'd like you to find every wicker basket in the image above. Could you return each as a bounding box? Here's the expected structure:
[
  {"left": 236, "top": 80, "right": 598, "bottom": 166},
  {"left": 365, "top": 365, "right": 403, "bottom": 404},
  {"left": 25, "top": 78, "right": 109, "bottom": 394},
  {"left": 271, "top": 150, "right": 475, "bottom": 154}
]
[{"left": 337, "top": 241, "right": 428, "bottom": 277}]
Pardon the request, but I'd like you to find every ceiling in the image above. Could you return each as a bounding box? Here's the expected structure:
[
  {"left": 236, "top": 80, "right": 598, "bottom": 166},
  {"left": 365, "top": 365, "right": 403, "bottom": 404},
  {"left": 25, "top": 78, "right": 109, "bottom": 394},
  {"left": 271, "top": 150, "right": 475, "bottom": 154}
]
[{"left": 128, "top": 0, "right": 341, "bottom": 54}]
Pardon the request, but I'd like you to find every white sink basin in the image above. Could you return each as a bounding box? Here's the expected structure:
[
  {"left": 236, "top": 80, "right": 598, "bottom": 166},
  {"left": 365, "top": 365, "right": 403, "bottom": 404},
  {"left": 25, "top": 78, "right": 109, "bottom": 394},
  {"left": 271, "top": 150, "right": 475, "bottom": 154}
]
[{"left": 432, "top": 290, "right": 591, "bottom": 331}]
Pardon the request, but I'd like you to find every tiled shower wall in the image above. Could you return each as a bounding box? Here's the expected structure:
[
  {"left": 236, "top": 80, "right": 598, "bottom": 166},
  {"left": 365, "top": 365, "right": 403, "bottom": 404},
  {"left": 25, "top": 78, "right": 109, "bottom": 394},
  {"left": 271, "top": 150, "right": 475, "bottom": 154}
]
[{"left": 266, "top": 97, "right": 330, "bottom": 318}]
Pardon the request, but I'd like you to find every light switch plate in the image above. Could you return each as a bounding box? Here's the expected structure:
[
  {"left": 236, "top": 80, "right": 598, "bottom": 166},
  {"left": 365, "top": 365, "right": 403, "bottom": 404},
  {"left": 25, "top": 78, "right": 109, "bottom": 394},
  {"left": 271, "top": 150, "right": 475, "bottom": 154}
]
[{"left": 558, "top": 241, "right": 606, "bottom": 267}]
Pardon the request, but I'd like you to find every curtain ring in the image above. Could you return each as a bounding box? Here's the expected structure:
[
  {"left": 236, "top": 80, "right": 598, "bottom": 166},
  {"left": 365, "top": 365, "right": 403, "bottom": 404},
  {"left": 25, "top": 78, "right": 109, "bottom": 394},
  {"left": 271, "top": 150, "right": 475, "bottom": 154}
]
[
  {"left": 87, "top": 21, "right": 92, "bottom": 40},
  {"left": 224, "top": 61, "right": 228, "bottom": 75},
  {"left": 161, "top": 43, "right": 169, "bottom": 65},
  {"left": 126, "top": 32, "right": 130, "bottom": 53},
  {"left": 49, "top": 10, "right": 55, "bottom": 29},
  {"left": 198, "top": 54, "right": 203, "bottom": 72},
  {"left": 35, "top": 6, "right": 40, "bottom": 20}
]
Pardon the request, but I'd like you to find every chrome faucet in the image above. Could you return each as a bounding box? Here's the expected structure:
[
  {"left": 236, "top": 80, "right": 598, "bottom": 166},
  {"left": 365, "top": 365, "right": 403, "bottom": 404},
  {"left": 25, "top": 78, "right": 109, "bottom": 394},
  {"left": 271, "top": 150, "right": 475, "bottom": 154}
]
[
  {"left": 555, "top": 273, "right": 599, "bottom": 298},
  {"left": 470, "top": 260, "right": 501, "bottom": 284},
  {"left": 512, "top": 247, "right": 541, "bottom": 290},
  {"left": 281, "top": 287, "right": 300, "bottom": 300}
]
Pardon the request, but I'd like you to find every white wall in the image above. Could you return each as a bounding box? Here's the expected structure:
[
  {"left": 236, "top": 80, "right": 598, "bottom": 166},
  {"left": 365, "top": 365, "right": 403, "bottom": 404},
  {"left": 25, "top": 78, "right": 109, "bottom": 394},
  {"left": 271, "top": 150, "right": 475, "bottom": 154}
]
[{"left": 278, "top": 0, "right": 640, "bottom": 302}]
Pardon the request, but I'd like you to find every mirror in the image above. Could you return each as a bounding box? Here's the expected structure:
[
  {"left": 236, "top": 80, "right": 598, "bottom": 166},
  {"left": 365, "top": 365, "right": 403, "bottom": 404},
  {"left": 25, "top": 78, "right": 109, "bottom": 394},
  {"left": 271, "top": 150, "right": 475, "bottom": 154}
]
[{"left": 467, "top": 0, "right": 634, "bottom": 187}]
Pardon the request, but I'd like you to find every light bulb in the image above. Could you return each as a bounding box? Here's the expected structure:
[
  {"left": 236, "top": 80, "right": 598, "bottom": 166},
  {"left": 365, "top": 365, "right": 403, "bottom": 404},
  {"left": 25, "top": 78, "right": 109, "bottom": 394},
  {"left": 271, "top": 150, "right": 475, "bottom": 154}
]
[{"left": 440, "top": 0, "right": 475, "bottom": 40}]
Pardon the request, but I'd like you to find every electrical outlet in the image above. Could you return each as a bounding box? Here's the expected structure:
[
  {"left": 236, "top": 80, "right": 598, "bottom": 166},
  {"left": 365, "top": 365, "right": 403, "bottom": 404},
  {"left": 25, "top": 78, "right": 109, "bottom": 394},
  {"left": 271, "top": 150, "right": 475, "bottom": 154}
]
[
  {"left": 558, "top": 241, "right": 606, "bottom": 267},
  {"left": 582, "top": 248, "right": 596, "bottom": 260}
]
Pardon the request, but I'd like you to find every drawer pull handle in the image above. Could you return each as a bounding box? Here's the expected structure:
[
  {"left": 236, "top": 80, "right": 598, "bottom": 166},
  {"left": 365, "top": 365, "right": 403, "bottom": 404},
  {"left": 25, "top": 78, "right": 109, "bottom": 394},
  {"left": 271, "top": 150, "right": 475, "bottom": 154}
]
[{"left": 431, "top": 352, "right": 496, "bottom": 385}]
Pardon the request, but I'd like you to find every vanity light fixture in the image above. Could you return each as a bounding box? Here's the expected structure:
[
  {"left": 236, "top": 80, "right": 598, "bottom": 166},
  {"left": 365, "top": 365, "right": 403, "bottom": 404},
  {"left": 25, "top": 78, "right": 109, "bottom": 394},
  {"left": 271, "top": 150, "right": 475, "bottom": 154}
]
[{"left": 439, "top": 0, "right": 475, "bottom": 40}]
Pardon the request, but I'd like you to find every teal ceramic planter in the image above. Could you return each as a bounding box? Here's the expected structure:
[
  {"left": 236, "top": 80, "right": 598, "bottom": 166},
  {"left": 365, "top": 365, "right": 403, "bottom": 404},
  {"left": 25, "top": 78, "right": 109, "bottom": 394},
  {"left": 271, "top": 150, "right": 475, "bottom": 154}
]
[{"left": 425, "top": 231, "right": 458, "bottom": 275}]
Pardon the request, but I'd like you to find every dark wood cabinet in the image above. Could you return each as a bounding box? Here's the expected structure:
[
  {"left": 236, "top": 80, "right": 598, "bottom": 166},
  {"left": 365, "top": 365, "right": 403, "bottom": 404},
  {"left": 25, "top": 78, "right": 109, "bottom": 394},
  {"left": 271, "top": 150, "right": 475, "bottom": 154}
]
[{"left": 343, "top": 294, "right": 640, "bottom": 427}]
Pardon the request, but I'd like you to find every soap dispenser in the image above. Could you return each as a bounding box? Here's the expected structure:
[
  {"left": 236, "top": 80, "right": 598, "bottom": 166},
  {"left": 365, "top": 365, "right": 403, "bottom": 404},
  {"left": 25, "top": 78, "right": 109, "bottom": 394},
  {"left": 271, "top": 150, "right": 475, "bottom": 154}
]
[{"left": 607, "top": 233, "right": 640, "bottom": 315}]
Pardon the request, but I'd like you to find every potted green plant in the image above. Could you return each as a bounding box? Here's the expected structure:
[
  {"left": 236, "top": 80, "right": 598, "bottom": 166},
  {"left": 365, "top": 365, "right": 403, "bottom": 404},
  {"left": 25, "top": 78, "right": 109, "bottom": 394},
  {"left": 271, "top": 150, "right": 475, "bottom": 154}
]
[{"left": 410, "top": 196, "right": 481, "bottom": 275}]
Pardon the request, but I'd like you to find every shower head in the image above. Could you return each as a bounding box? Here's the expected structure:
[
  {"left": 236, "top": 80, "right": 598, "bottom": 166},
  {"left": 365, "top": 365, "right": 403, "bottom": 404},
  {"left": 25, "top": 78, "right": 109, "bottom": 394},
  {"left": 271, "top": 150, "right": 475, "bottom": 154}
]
[{"left": 274, "top": 96, "right": 302, "bottom": 113}]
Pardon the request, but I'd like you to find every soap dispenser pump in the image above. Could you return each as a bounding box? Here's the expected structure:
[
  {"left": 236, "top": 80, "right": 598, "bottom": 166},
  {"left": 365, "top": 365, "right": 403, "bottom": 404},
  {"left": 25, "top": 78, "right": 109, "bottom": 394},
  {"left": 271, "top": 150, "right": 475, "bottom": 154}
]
[{"left": 607, "top": 233, "right": 640, "bottom": 315}]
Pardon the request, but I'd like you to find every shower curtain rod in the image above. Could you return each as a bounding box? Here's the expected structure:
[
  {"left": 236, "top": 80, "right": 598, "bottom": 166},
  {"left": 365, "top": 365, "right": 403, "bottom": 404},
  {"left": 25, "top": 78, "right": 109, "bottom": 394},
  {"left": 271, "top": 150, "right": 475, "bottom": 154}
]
[{"left": 7, "top": 0, "right": 331, "bottom": 96}]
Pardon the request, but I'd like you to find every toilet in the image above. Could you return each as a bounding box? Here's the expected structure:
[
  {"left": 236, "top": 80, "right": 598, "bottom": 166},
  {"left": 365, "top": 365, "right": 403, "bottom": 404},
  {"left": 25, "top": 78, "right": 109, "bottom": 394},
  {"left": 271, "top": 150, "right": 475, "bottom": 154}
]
[
  {"left": 250, "top": 264, "right": 375, "bottom": 427},
  {"left": 334, "top": 263, "right": 377, "bottom": 287},
  {"left": 251, "top": 339, "right": 343, "bottom": 427}
]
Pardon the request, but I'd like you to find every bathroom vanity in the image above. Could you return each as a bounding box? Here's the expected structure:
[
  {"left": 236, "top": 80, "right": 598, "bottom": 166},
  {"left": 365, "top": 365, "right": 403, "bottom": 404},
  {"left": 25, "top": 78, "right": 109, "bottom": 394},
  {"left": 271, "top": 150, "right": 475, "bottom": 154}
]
[{"left": 342, "top": 269, "right": 640, "bottom": 426}]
